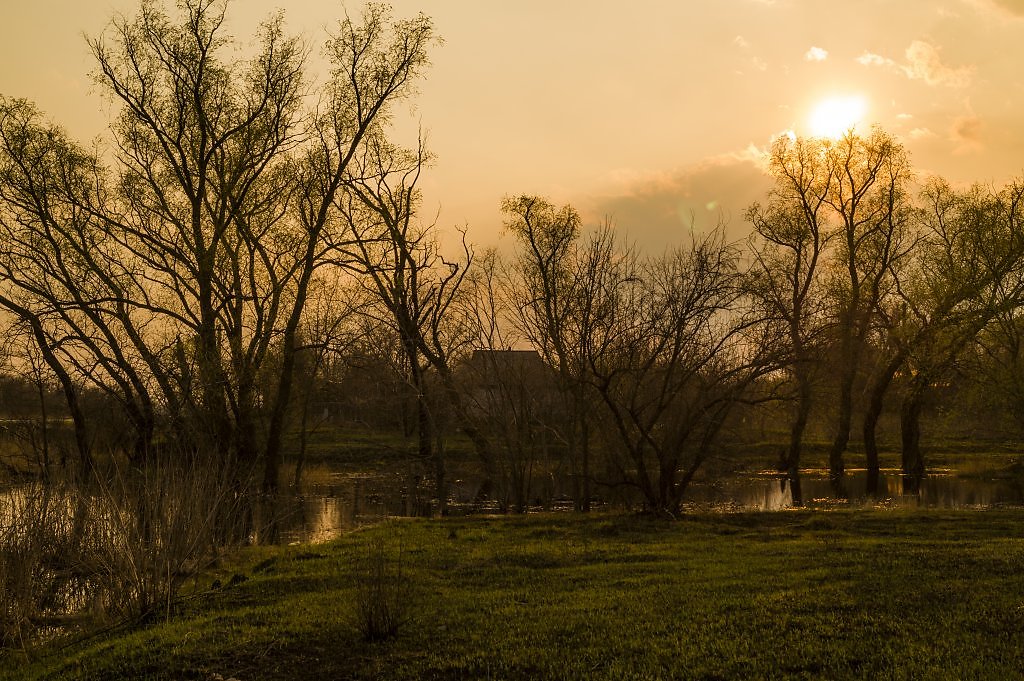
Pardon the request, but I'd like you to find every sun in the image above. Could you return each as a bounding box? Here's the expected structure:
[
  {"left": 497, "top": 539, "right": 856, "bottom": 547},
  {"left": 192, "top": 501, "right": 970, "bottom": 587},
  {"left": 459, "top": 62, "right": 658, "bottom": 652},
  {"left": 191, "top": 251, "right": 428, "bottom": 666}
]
[{"left": 808, "top": 95, "right": 867, "bottom": 139}]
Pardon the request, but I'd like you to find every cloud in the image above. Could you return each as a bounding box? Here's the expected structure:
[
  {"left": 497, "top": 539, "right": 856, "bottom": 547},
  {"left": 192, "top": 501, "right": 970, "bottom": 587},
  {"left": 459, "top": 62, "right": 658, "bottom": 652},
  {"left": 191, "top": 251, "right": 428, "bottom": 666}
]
[
  {"left": 856, "top": 52, "right": 896, "bottom": 68},
  {"left": 805, "top": 46, "right": 828, "bottom": 61},
  {"left": 904, "top": 41, "right": 973, "bottom": 87},
  {"left": 734, "top": 35, "right": 750, "bottom": 49},
  {"left": 586, "top": 151, "right": 774, "bottom": 249},
  {"left": 950, "top": 114, "right": 983, "bottom": 152},
  {"left": 909, "top": 127, "right": 936, "bottom": 140},
  {"left": 856, "top": 41, "right": 972, "bottom": 87},
  {"left": 990, "top": 0, "right": 1024, "bottom": 16}
]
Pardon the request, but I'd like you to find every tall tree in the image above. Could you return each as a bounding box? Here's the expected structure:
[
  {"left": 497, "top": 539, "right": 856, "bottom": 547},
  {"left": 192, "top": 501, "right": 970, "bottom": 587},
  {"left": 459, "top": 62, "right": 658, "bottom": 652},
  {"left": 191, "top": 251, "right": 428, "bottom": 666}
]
[
  {"left": 890, "top": 179, "right": 1024, "bottom": 490},
  {"left": 0, "top": 1, "right": 437, "bottom": 496},
  {"left": 337, "top": 134, "right": 474, "bottom": 514},
  {"left": 821, "top": 129, "right": 914, "bottom": 490},
  {"left": 503, "top": 196, "right": 601, "bottom": 511},
  {"left": 746, "top": 135, "right": 833, "bottom": 505}
]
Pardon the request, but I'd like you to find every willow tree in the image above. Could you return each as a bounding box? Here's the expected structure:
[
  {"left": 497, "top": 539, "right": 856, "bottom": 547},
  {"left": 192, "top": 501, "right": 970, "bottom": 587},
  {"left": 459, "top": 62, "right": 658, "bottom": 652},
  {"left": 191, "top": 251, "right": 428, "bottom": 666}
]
[
  {"left": 819, "top": 130, "right": 915, "bottom": 489},
  {"left": 746, "top": 130, "right": 913, "bottom": 490}
]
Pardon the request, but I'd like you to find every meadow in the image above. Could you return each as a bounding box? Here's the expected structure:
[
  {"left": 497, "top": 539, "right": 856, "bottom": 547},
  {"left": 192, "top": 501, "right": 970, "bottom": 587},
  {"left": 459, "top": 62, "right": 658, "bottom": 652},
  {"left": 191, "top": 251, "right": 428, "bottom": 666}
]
[{"left": 5, "top": 509, "right": 1023, "bottom": 680}]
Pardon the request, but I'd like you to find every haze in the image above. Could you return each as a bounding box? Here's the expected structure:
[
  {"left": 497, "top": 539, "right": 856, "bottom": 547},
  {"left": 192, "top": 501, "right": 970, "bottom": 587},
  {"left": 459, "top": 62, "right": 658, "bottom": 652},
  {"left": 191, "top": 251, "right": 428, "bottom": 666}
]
[{"left": 2, "top": 0, "right": 1023, "bottom": 248}]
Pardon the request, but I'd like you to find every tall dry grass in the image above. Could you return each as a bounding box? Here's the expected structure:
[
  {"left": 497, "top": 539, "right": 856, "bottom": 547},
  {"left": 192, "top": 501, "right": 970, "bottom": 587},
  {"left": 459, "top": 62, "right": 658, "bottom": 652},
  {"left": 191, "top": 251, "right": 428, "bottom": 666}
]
[{"left": 0, "top": 453, "right": 252, "bottom": 653}]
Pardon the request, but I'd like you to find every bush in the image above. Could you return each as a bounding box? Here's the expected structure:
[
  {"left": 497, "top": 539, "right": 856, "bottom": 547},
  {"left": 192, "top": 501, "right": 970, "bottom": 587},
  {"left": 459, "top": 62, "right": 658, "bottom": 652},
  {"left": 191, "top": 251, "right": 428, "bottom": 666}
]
[{"left": 351, "top": 537, "right": 411, "bottom": 641}]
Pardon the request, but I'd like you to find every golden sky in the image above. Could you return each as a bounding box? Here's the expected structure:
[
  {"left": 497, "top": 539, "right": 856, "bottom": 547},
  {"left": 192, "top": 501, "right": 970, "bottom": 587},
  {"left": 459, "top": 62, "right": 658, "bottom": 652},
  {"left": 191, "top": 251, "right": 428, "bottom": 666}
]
[{"left": 2, "top": 0, "right": 1024, "bottom": 249}]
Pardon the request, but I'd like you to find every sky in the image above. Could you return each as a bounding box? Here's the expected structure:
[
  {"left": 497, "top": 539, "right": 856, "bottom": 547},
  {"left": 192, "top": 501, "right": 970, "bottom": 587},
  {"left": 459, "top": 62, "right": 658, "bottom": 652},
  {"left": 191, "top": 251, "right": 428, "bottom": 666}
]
[{"left": 2, "top": 0, "right": 1024, "bottom": 251}]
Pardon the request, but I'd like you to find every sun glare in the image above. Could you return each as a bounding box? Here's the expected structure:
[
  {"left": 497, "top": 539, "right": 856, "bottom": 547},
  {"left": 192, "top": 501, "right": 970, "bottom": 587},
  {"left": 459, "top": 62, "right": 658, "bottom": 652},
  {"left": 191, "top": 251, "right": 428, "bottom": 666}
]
[{"left": 808, "top": 96, "right": 867, "bottom": 139}]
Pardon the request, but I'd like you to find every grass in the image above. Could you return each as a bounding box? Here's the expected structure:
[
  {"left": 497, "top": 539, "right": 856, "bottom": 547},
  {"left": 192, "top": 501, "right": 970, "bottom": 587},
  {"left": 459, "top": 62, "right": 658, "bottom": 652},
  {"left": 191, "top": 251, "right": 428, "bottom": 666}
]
[
  {"left": 284, "top": 421, "right": 1024, "bottom": 480},
  {"left": 283, "top": 425, "right": 479, "bottom": 471},
  {"left": 5, "top": 510, "right": 1024, "bottom": 680},
  {"left": 725, "top": 437, "right": 1024, "bottom": 479}
]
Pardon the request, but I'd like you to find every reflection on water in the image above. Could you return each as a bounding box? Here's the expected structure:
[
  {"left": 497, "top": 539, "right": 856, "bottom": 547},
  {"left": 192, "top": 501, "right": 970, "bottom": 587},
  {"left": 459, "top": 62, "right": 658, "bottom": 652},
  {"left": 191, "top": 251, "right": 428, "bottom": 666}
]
[
  {"left": 259, "top": 468, "right": 1024, "bottom": 544},
  {"left": 684, "top": 470, "right": 1024, "bottom": 511},
  {"left": 5, "top": 468, "right": 1024, "bottom": 546},
  {"left": 252, "top": 474, "right": 492, "bottom": 545}
]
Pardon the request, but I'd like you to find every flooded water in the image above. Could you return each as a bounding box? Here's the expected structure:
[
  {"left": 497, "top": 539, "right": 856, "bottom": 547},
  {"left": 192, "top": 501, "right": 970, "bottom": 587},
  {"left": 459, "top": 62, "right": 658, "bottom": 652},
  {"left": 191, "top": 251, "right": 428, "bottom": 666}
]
[
  {"left": 253, "top": 473, "right": 495, "bottom": 545},
  {"left": 5, "top": 467, "right": 1023, "bottom": 546},
  {"left": 259, "top": 467, "right": 1024, "bottom": 544},
  {"left": 684, "top": 469, "right": 1024, "bottom": 511}
]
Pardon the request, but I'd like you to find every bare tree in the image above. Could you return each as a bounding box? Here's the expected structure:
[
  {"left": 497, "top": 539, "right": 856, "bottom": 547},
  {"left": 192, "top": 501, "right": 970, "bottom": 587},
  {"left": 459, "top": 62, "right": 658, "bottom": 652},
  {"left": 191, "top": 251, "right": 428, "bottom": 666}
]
[
  {"left": 88, "top": 1, "right": 308, "bottom": 478},
  {"left": 223, "top": 3, "right": 436, "bottom": 491},
  {"left": 503, "top": 196, "right": 605, "bottom": 511},
  {"left": 336, "top": 134, "right": 478, "bottom": 514},
  {"left": 583, "top": 229, "right": 774, "bottom": 516},
  {"left": 0, "top": 2, "right": 437, "bottom": 497},
  {"left": 820, "top": 129, "right": 914, "bottom": 489},
  {"left": 746, "top": 135, "right": 833, "bottom": 505}
]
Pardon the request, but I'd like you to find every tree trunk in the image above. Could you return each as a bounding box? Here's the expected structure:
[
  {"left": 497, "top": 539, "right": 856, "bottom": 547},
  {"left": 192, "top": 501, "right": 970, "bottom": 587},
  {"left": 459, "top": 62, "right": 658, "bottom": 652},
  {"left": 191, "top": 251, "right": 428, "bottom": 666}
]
[
  {"left": 432, "top": 364, "right": 500, "bottom": 501},
  {"left": 862, "top": 351, "right": 905, "bottom": 497},
  {"left": 34, "top": 371, "right": 50, "bottom": 480},
  {"left": 293, "top": 385, "right": 313, "bottom": 489},
  {"left": 828, "top": 364, "right": 854, "bottom": 491},
  {"left": 829, "top": 305, "right": 871, "bottom": 493},
  {"left": 580, "top": 417, "right": 591, "bottom": 512},
  {"left": 434, "top": 429, "right": 448, "bottom": 516},
  {"left": 24, "top": 313, "right": 92, "bottom": 477},
  {"left": 900, "top": 378, "right": 927, "bottom": 495},
  {"left": 786, "top": 366, "right": 813, "bottom": 507}
]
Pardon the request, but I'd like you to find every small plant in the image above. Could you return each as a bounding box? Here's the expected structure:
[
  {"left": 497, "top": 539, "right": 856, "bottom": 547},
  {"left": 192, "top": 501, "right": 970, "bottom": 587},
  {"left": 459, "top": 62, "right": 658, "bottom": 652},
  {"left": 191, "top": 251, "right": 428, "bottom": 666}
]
[{"left": 351, "top": 537, "right": 411, "bottom": 641}]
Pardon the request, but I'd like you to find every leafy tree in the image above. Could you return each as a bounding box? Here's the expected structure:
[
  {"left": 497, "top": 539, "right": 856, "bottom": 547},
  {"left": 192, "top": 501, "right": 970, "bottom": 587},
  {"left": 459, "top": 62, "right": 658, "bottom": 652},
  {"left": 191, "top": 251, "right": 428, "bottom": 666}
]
[
  {"left": 746, "top": 129, "right": 913, "bottom": 492},
  {"left": 820, "top": 129, "right": 914, "bottom": 489}
]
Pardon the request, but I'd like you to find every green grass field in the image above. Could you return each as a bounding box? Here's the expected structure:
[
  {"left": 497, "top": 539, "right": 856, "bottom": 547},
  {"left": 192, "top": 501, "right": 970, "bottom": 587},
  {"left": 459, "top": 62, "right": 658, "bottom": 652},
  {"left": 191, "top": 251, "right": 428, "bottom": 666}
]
[{"left": 5, "top": 509, "right": 1024, "bottom": 680}]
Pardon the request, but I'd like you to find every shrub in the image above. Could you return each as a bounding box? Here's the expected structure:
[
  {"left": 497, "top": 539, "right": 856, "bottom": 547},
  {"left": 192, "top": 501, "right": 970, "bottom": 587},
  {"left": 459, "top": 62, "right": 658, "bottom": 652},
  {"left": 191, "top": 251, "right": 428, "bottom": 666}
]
[{"left": 351, "top": 537, "right": 411, "bottom": 641}]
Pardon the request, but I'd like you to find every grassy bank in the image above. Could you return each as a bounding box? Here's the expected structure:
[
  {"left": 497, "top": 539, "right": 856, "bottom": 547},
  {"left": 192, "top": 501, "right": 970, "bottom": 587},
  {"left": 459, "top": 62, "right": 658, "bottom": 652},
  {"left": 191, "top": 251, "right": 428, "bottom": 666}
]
[
  {"left": 727, "top": 438, "right": 1024, "bottom": 477},
  {"left": 5, "top": 510, "right": 1024, "bottom": 680},
  {"left": 282, "top": 424, "right": 1024, "bottom": 481}
]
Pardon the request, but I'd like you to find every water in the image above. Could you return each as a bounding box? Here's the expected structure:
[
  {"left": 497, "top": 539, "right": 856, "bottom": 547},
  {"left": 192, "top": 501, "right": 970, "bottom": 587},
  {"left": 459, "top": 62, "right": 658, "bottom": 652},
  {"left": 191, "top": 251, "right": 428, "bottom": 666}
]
[
  {"left": 684, "top": 469, "right": 1024, "bottom": 511},
  {"left": 252, "top": 473, "right": 490, "bottom": 545},
  {"left": 4, "top": 468, "right": 1023, "bottom": 545},
  {"left": 260, "top": 467, "right": 1024, "bottom": 543}
]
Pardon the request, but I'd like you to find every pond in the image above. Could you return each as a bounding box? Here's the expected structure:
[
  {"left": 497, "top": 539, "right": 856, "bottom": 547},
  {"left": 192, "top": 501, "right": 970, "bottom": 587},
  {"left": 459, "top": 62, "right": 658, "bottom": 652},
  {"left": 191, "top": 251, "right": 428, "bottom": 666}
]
[
  {"left": 4, "top": 467, "right": 1021, "bottom": 546},
  {"left": 684, "top": 469, "right": 1024, "bottom": 511},
  {"left": 261, "top": 467, "right": 1024, "bottom": 544}
]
